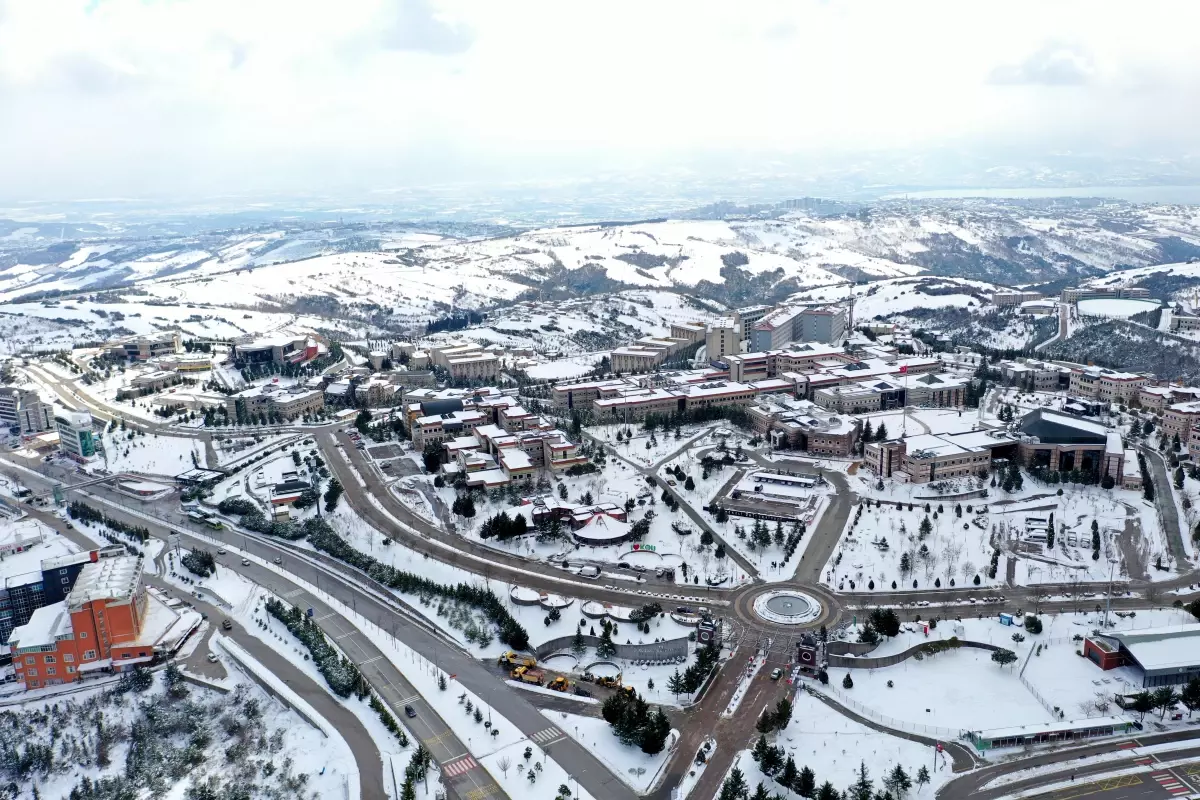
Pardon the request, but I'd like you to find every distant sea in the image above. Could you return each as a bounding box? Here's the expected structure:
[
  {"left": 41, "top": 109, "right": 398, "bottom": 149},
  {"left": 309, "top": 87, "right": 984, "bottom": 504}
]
[{"left": 878, "top": 186, "right": 1200, "bottom": 204}]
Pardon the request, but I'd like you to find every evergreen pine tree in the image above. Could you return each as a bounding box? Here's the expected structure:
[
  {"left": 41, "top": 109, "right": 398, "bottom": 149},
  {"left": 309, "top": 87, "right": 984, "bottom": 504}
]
[
  {"left": 774, "top": 697, "right": 793, "bottom": 730},
  {"left": 779, "top": 756, "right": 799, "bottom": 793},
  {"left": 720, "top": 768, "right": 749, "bottom": 800},
  {"left": 797, "top": 766, "right": 817, "bottom": 798},
  {"left": 847, "top": 762, "right": 873, "bottom": 800}
]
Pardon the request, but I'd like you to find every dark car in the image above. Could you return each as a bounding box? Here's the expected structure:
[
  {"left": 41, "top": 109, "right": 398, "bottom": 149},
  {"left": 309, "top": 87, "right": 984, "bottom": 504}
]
[
  {"left": 618, "top": 562, "right": 632, "bottom": 570},
  {"left": 574, "top": 686, "right": 593, "bottom": 698},
  {"left": 404, "top": 704, "right": 417, "bottom": 718}
]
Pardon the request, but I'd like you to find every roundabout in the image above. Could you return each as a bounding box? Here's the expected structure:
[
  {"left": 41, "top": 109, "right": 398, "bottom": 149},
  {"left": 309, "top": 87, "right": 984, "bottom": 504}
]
[{"left": 752, "top": 589, "right": 823, "bottom": 625}]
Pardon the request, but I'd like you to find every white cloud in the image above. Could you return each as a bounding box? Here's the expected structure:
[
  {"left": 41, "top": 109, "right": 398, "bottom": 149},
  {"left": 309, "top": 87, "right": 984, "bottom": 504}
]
[{"left": 0, "top": 0, "right": 1197, "bottom": 204}]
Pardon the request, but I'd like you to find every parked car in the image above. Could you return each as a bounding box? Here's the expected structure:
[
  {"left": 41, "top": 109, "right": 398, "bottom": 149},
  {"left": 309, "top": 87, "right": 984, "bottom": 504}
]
[
  {"left": 618, "top": 562, "right": 632, "bottom": 570},
  {"left": 221, "top": 619, "right": 233, "bottom": 631},
  {"left": 404, "top": 705, "right": 417, "bottom": 718},
  {"left": 217, "top": 549, "right": 226, "bottom": 555},
  {"left": 207, "top": 653, "right": 220, "bottom": 663},
  {"left": 241, "top": 558, "right": 250, "bottom": 566}
]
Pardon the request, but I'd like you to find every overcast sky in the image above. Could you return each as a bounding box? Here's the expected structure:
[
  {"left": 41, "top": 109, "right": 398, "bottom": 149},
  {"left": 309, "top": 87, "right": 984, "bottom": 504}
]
[{"left": 0, "top": 0, "right": 1197, "bottom": 204}]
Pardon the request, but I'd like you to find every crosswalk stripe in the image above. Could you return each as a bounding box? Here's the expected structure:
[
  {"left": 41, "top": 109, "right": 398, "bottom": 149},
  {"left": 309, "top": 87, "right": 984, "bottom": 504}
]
[
  {"left": 443, "top": 756, "right": 477, "bottom": 777},
  {"left": 531, "top": 727, "right": 561, "bottom": 743}
]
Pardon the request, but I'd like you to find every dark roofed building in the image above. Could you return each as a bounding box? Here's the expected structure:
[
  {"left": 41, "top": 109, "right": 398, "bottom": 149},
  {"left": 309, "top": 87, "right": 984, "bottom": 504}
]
[
  {"left": 419, "top": 398, "right": 465, "bottom": 418},
  {"left": 1018, "top": 408, "right": 1124, "bottom": 480}
]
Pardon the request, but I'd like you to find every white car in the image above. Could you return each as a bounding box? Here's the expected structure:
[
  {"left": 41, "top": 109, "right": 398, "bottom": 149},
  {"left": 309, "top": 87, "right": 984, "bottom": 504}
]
[{"left": 207, "top": 653, "right": 220, "bottom": 663}]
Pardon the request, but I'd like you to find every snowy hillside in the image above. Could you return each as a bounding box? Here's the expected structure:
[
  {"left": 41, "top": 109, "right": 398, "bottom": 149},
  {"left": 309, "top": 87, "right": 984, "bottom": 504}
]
[
  {"left": 422, "top": 289, "right": 726, "bottom": 356},
  {"left": 2, "top": 201, "right": 1199, "bottom": 349}
]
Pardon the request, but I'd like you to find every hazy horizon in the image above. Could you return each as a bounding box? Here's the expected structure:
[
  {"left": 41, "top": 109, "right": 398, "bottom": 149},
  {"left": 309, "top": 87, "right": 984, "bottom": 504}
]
[{"left": 1, "top": 0, "right": 1198, "bottom": 217}]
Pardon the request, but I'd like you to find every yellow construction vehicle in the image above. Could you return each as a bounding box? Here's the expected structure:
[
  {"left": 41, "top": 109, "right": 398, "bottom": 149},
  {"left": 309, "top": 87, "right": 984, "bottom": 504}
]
[
  {"left": 595, "top": 672, "right": 624, "bottom": 689},
  {"left": 497, "top": 651, "right": 537, "bottom": 668},
  {"left": 548, "top": 676, "right": 570, "bottom": 692},
  {"left": 510, "top": 666, "right": 545, "bottom": 685}
]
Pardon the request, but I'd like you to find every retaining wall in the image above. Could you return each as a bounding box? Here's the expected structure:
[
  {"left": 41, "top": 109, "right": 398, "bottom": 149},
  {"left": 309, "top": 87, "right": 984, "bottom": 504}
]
[
  {"left": 825, "top": 640, "right": 877, "bottom": 657},
  {"left": 534, "top": 634, "right": 689, "bottom": 662},
  {"left": 827, "top": 638, "right": 1003, "bottom": 669}
]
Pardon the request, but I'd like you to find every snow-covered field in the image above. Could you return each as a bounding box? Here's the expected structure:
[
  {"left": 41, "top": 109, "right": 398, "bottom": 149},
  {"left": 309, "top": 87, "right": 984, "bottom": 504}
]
[
  {"left": 94, "top": 430, "right": 205, "bottom": 476},
  {"left": 2, "top": 659, "right": 353, "bottom": 799},
  {"left": 1077, "top": 298, "right": 1161, "bottom": 319},
  {"left": 540, "top": 710, "right": 674, "bottom": 792},
  {"left": 829, "top": 609, "right": 1196, "bottom": 737},
  {"left": 830, "top": 470, "right": 1169, "bottom": 592},
  {"left": 727, "top": 689, "right": 953, "bottom": 800}
]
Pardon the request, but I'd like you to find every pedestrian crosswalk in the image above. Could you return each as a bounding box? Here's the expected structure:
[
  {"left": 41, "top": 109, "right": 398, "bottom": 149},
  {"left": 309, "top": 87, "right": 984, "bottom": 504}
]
[
  {"left": 1152, "top": 771, "right": 1191, "bottom": 796},
  {"left": 443, "top": 755, "right": 477, "bottom": 777},
  {"left": 531, "top": 726, "right": 564, "bottom": 745}
]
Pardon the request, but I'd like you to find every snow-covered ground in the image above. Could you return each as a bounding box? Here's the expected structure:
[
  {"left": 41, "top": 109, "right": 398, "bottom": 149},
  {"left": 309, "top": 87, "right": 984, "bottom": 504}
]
[
  {"left": 1076, "top": 298, "right": 1161, "bottom": 319},
  {"left": 828, "top": 608, "right": 1196, "bottom": 737},
  {"left": 831, "top": 470, "right": 1170, "bottom": 592},
  {"left": 93, "top": 429, "right": 205, "bottom": 476},
  {"left": 539, "top": 710, "right": 674, "bottom": 792},
  {"left": 4, "top": 656, "right": 353, "bottom": 799},
  {"left": 726, "top": 689, "right": 953, "bottom": 800}
]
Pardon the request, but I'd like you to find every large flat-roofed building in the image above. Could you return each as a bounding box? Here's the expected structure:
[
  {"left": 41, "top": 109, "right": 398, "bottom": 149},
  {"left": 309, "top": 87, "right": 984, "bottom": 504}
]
[
  {"left": 447, "top": 353, "right": 500, "bottom": 381},
  {"left": 0, "top": 543, "right": 124, "bottom": 644},
  {"left": 1017, "top": 409, "right": 1125, "bottom": 480},
  {"left": 225, "top": 384, "right": 324, "bottom": 421},
  {"left": 813, "top": 372, "right": 966, "bottom": 414},
  {"left": 551, "top": 379, "right": 630, "bottom": 410},
  {"left": 998, "top": 359, "right": 1073, "bottom": 393},
  {"left": 1171, "top": 311, "right": 1200, "bottom": 333},
  {"left": 1084, "top": 624, "right": 1200, "bottom": 688},
  {"left": 106, "top": 331, "right": 182, "bottom": 362},
  {"left": 724, "top": 344, "right": 854, "bottom": 383},
  {"left": 590, "top": 378, "right": 788, "bottom": 423},
  {"left": 670, "top": 322, "right": 707, "bottom": 343},
  {"left": 751, "top": 306, "right": 805, "bottom": 352},
  {"left": 1163, "top": 401, "right": 1200, "bottom": 438},
  {"left": 231, "top": 333, "right": 321, "bottom": 365},
  {"left": 0, "top": 386, "right": 52, "bottom": 434},
  {"left": 705, "top": 318, "right": 742, "bottom": 361},
  {"left": 992, "top": 290, "right": 1044, "bottom": 307},
  {"left": 1138, "top": 385, "right": 1200, "bottom": 410},
  {"left": 10, "top": 555, "right": 150, "bottom": 689},
  {"left": 796, "top": 306, "right": 846, "bottom": 344},
  {"left": 1068, "top": 366, "right": 1148, "bottom": 403},
  {"left": 56, "top": 411, "right": 95, "bottom": 459},
  {"left": 1062, "top": 286, "right": 1151, "bottom": 303},
  {"left": 747, "top": 396, "right": 859, "bottom": 456},
  {"left": 866, "top": 430, "right": 1018, "bottom": 483},
  {"left": 734, "top": 305, "right": 771, "bottom": 340}
]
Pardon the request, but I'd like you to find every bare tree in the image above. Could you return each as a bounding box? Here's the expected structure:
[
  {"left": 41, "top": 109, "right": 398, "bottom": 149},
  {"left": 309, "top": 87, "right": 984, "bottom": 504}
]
[{"left": 498, "top": 757, "right": 512, "bottom": 778}]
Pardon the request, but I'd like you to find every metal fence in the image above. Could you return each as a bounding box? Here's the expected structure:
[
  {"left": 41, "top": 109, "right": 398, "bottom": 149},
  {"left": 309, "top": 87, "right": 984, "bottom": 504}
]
[{"left": 807, "top": 683, "right": 963, "bottom": 739}]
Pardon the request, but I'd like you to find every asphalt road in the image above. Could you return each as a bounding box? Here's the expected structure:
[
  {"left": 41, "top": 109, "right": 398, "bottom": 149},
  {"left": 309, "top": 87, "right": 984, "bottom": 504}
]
[
  {"left": 23, "top": 504, "right": 388, "bottom": 799},
  {"left": 6, "top": 457, "right": 635, "bottom": 800}
]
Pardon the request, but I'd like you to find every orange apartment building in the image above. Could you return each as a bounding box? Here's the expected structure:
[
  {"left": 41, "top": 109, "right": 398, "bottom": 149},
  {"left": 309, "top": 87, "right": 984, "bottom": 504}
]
[{"left": 9, "top": 556, "right": 150, "bottom": 689}]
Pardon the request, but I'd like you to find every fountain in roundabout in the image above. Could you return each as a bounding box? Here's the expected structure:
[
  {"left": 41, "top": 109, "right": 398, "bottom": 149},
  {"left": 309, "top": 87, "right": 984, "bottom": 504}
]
[{"left": 753, "top": 590, "right": 822, "bottom": 625}]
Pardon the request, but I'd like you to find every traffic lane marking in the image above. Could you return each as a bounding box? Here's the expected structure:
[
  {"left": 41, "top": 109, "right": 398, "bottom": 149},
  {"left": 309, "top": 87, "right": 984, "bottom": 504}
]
[{"left": 1047, "top": 773, "right": 1143, "bottom": 800}]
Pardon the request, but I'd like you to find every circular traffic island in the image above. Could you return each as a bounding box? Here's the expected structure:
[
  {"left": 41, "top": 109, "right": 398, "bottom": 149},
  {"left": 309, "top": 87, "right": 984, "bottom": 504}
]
[{"left": 753, "top": 590, "right": 822, "bottom": 625}]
